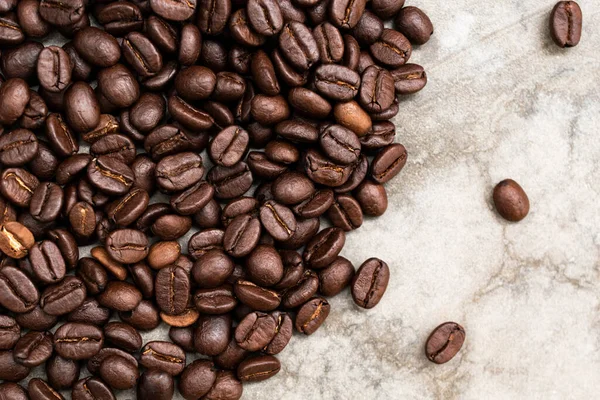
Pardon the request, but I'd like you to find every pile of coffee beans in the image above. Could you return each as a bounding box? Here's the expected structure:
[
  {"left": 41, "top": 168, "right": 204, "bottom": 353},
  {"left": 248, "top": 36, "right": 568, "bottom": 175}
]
[{"left": 0, "top": 0, "right": 434, "bottom": 398}]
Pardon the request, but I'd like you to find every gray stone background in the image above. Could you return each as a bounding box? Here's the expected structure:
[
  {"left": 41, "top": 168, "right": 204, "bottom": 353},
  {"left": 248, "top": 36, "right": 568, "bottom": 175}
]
[{"left": 33, "top": 0, "right": 600, "bottom": 399}]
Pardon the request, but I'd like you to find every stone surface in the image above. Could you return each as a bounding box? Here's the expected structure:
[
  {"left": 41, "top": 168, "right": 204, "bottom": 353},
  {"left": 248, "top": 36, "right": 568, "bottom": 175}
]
[{"left": 28, "top": 0, "right": 600, "bottom": 398}]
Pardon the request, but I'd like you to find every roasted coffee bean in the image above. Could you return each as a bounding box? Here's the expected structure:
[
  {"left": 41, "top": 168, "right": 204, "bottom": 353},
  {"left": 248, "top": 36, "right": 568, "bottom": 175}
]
[
  {"left": 140, "top": 341, "right": 185, "bottom": 376},
  {"left": 314, "top": 22, "right": 344, "bottom": 63},
  {"left": 248, "top": 0, "right": 283, "bottom": 36},
  {"left": 96, "top": 1, "right": 143, "bottom": 36},
  {"left": 0, "top": 13, "right": 24, "bottom": 46},
  {"left": 251, "top": 50, "right": 279, "bottom": 96},
  {"left": 208, "top": 162, "right": 253, "bottom": 200},
  {"left": 104, "top": 322, "right": 142, "bottom": 352},
  {"left": 281, "top": 269, "right": 319, "bottom": 308},
  {"left": 251, "top": 94, "right": 290, "bottom": 126},
  {"left": 29, "top": 183, "right": 63, "bottom": 223},
  {"left": 351, "top": 257, "right": 389, "bottom": 309},
  {"left": 45, "top": 113, "right": 78, "bottom": 157},
  {"left": 87, "top": 156, "right": 134, "bottom": 196},
  {"left": 98, "top": 281, "right": 142, "bottom": 313},
  {"left": 395, "top": 6, "right": 433, "bottom": 45},
  {"left": 370, "top": 28, "right": 412, "bottom": 67},
  {"left": 46, "top": 354, "right": 80, "bottom": 390},
  {"left": 304, "top": 149, "right": 353, "bottom": 187},
  {"left": 371, "top": 143, "right": 407, "bottom": 183},
  {"left": 194, "top": 285, "right": 237, "bottom": 314},
  {"left": 246, "top": 244, "right": 284, "bottom": 287},
  {"left": 156, "top": 152, "right": 204, "bottom": 193},
  {"left": 129, "top": 93, "right": 165, "bottom": 135},
  {"left": 194, "top": 199, "right": 222, "bottom": 229},
  {"left": 28, "top": 378, "right": 64, "bottom": 400},
  {"left": 90, "top": 246, "right": 127, "bottom": 281},
  {"left": 550, "top": 1, "right": 583, "bottom": 48},
  {"left": 65, "top": 82, "right": 100, "bottom": 134},
  {"left": 295, "top": 297, "right": 330, "bottom": 334},
  {"left": 0, "top": 382, "right": 28, "bottom": 400},
  {"left": 53, "top": 322, "right": 103, "bottom": 360},
  {"left": 0, "top": 79, "right": 30, "bottom": 125},
  {"left": 62, "top": 42, "right": 92, "bottom": 81},
  {"left": 122, "top": 32, "right": 162, "bottom": 77},
  {"left": 29, "top": 240, "right": 66, "bottom": 283},
  {"left": 229, "top": 9, "right": 266, "bottom": 47},
  {"left": 0, "top": 198, "right": 17, "bottom": 226},
  {"left": 188, "top": 228, "right": 224, "bottom": 259},
  {"left": 0, "top": 222, "right": 35, "bottom": 259},
  {"left": 90, "top": 134, "right": 136, "bottom": 165},
  {"left": 287, "top": 88, "right": 331, "bottom": 120},
  {"left": 235, "top": 311, "right": 277, "bottom": 351},
  {"left": 279, "top": 22, "right": 319, "bottom": 71},
  {"left": 131, "top": 156, "right": 157, "bottom": 195},
  {"left": 76, "top": 258, "right": 108, "bottom": 295},
  {"left": 107, "top": 188, "right": 150, "bottom": 227},
  {"left": 237, "top": 355, "right": 280, "bottom": 382},
  {"left": 17, "top": 1, "right": 51, "bottom": 38},
  {"left": 271, "top": 172, "right": 313, "bottom": 206},
  {"left": 214, "top": 338, "right": 249, "bottom": 370},
  {"left": 175, "top": 65, "right": 216, "bottom": 101},
  {"left": 192, "top": 249, "right": 234, "bottom": 288},
  {"left": 248, "top": 152, "right": 288, "bottom": 180},
  {"left": 14, "top": 306, "right": 56, "bottom": 331},
  {"left": 314, "top": 64, "right": 360, "bottom": 101},
  {"left": 0, "top": 316, "right": 20, "bottom": 350},
  {"left": 327, "top": 194, "right": 363, "bottom": 231},
  {"left": 105, "top": 228, "right": 148, "bottom": 264},
  {"left": 13, "top": 330, "right": 53, "bottom": 367},
  {"left": 40, "top": 276, "right": 86, "bottom": 316},
  {"left": 97, "top": 64, "right": 140, "bottom": 109},
  {"left": 128, "top": 262, "right": 154, "bottom": 300},
  {"left": 72, "top": 377, "right": 115, "bottom": 400},
  {"left": 303, "top": 226, "right": 345, "bottom": 269},
  {"left": 27, "top": 142, "right": 57, "bottom": 182},
  {"left": 19, "top": 91, "right": 48, "bottom": 130},
  {"left": 222, "top": 214, "right": 260, "bottom": 257},
  {"left": 265, "top": 140, "right": 299, "bottom": 165},
  {"left": 330, "top": 0, "right": 366, "bottom": 28},
  {"left": 278, "top": 216, "right": 320, "bottom": 250},
  {"left": 39, "top": 0, "right": 84, "bottom": 26},
  {"left": 152, "top": 213, "right": 192, "bottom": 240},
  {"left": 147, "top": 241, "right": 180, "bottom": 270},
  {"left": 150, "top": 0, "right": 197, "bottom": 21},
  {"left": 168, "top": 95, "right": 215, "bottom": 132},
  {"left": 371, "top": 0, "right": 405, "bottom": 18},
  {"left": 259, "top": 200, "right": 297, "bottom": 241},
  {"left": 66, "top": 297, "right": 111, "bottom": 326},
  {"left": 68, "top": 201, "right": 96, "bottom": 238},
  {"left": 0, "top": 129, "right": 38, "bottom": 168},
  {"left": 318, "top": 256, "right": 355, "bottom": 296},
  {"left": 319, "top": 124, "right": 361, "bottom": 166},
  {"left": 391, "top": 63, "right": 427, "bottom": 95},
  {"left": 204, "top": 370, "right": 243, "bottom": 400},
  {"left": 234, "top": 280, "right": 281, "bottom": 311},
  {"left": 352, "top": 10, "right": 384, "bottom": 45},
  {"left": 210, "top": 126, "right": 250, "bottom": 168},
  {"left": 0, "top": 350, "right": 30, "bottom": 381},
  {"left": 426, "top": 322, "right": 466, "bottom": 364},
  {"left": 99, "top": 354, "right": 139, "bottom": 390},
  {"left": 360, "top": 122, "right": 395, "bottom": 152},
  {"left": 292, "top": 189, "right": 334, "bottom": 218},
  {"left": 0, "top": 42, "right": 42, "bottom": 81},
  {"left": 178, "top": 360, "right": 217, "bottom": 400},
  {"left": 334, "top": 100, "right": 372, "bottom": 137},
  {"left": 194, "top": 314, "right": 231, "bottom": 356},
  {"left": 355, "top": 180, "right": 388, "bottom": 216},
  {"left": 160, "top": 308, "right": 200, "bottom": 327},
  {"left": 197, "top": 0, "right": 231, "bottom": 35},
  {"left": 155, "top": 266, "right": 190, "bottom": 315},
  {"left": 37, "top": 46, "right": 72, "bottom": 93},
  {"left": 142, "top": 60, "right": 178, "bottom": 91},
  {"left": 138, "top": 370, "right": 174, "bottom": 400},
  {"left": 493, "top": 179, "right": 530, "bottom": 222},
  {"left": 87, "top": 347, "right": 138, "bottom": 375},
  {"left": 272, "top": 48, "right": 309, "bottom": 87},
  {"left": 73, "top": 27, "right": 120, "bottom": 67},
  {"left": 274, "top": 250, "right": 305, "bottom": 290}
]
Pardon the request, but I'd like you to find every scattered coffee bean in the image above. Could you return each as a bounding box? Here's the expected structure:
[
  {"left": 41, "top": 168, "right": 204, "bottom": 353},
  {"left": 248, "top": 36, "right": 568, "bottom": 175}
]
[
  {"left": 550, "top": 1, "right": 582, "bottom": 48},
  {"left": 493, "top": 179, "right": 530, "bottom": 222},
  {"left": 425, "top": 322, "right": 466, "bottom": 364}
]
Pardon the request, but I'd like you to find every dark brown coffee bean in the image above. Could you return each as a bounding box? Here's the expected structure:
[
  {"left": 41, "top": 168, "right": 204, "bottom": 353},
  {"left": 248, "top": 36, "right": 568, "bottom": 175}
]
[
  {"left": 97, "top": 64, "right": 140, "bottom": 109},
  {"left": 247, "top": 152, "right": 288, "bottom": 180},
  {"left": 178, "top": 360, "right": 217, "bottom": 400},
  {"left": 0, "top": 265, "right": 38, "bottom": 313},
  {"left": 360, "top": 122, "right": 395, "bottom": 153},
  {"left": 144, "top": 124, "right": 208, "bottom": 161},
  {"left": 390, "top": 63, "right": 427, "bottom": 95},
  {"left": 29, "top": 183, "right": 62, "bottom": 223},
  {"left": 234, "top": 280, "right": 281, "bottom": 311},
  {"left": 80, "top": 114, "right": 119, "bottom": 144},
  {"left": 122, "top": 32, "right": 163, "bottom": 77},
  {"left": 53, "top": 322, "right": 103, "bottom": 360},
  {"left": 194, "top": 314, "right": 231, "bottom": 356},
  {"left": 318, "top": 256, "right": 354, "bottom": 296},
  {"left": 39, "top": 0, "right": 83, "bottom": 26},
  {"left": 259, "top": 200, "right": 296, "bottom": 241},
  {"left": 19, "top": 90, "right": 49, "bottom": 130},
  {"left": 14, "top": 306, "right": 56, "bottom": 331},
  {"left": 156, "top": 152, "right": 204, "bottom": 193},
  {"left": 150, "top": 0, "right": 197, "bottom": 21},
  {"left": 72, "top": 377, "right": 115, "bottom": 400},
  {"left": 73, "top": 27, "right": 120, "bottom": 67},
  {"left": 351, "top": 257, "right": 389, "bottom": 309},
  {"left": 104, "top": 322, "right": 142, "bottom": 353},
  {"left": 371, "top": 143, "right": 407, "bottom": 183},
  {"left": 99, "top": 354, "right": 139, "bottom": 390},
  {"left": 0, "top": 79, "right": 30, "bottom": 125},
  {"left": 87, "top": 347, "right": 138, "bottom": 375},
  {"left": 264, "top": 140, "right": 299, "bottom": 165},
  {"left": 194, "top": 285, "right": 237, "bottom": 314},
  {"left": 312, "top": 22, "right": 344, "bottom": 64},
  {"left": 229, "top": 9, "right": 266, "bottom": 47},
  {"left": 248, "top": 0, "right": 283, "bottom": 36},
  {"left": 174, "top": 65, "right": 216, "bottom": 101},
  {"left": 327, "top": 193, "right": 362, "bottom": 230},
  {"left": 370, "top": 28, "right": 412, "bottom": 67},
  {"left": 197, "top": 0, "right": 231, "bottom": 35},
  {"left": 426, "top": 322, "right": 466, "bottom": 364},
  {"left": 274, "top": 250, "right": 305, "bottom": 290},
  {"left": 87, "top": 156, "right": 134, "bottom": 196},
  {"left": 76, "top": 258, "right": 108, "bottom": 295},
  {"left": 222, "top": 214, "right": 260, "bottom": 257},
  {"left": 292, "top": 189, "right": 334, "bottom": 218},
  {"left": 271, "top": 48, "right": 309, "bottom": 87},
  {"left": 13, "top": 331, "right": 53, "bottom": 368},
  {"left": 29, "top": 240, "right": 66, "bottom": 284},
  {"left": 287, "top": 88, "right": 331, "bottom": 120},
  {"left": 493, "top": 179, "right": 530, "bottom": 222},
  {"left": 106, "top": 189, "right": 150, "bottom": 227},
  {"left": 90, "top": 246, "right": 127, "bottom": 281},
  {"left": 147, "top": 241, "right": 180, "bottom": 270},
  {"left": 138, "top": 370, "right": 174, "bottom": 400},
  {"left": 142, "top": 60, "right": 178, "bottom": 91},
  {"left": 44, "top": 113, "right": 77, "bottom": 157},
  {"left": 192, "top": 249, "right": 234, "bottom": 288},
  {"left": 62, "top": 42, "right": 92, "bottom": 81},
  {"left": 0, "top": 350, "right": 30, "bottom": 381},
  {"left": 278, "top": 216, "right": 319, "bottom": 250},
  {"left": 204, "top": 370, "right": 243, "bottom": 400},
  {"left": 209, "top": 126, "right": 250, "bottom": 168},
  {"left": 203, "top": 39, "right": 228, "bottom": 71},
  {"left": 246, "top": 244, "right": 284, "bottom": 287},
  {"left": 37, "top": 46, "right": 72, "bottom": 93},
  {"left": 355, "top": 180, "right": 387, "bottom": 216},
  {"left": 251, "top": 50, "right": 280, "bottom": 96},
  {"left": 235, "top": 311, "right": 277, "bottom": 351},
  {"left": 295, "top": 297, "right": 330, "bottom": 334},
  {"left": 303, "top": 226, "right": 345, "bottom": 269},
  {"left": 0, "top": 129, "right": 38, "bottom": 167},
  {"left": 330, "top": 0, "right": 366, "bottom": 28},
  {"left": 17, "top": 1, "right": 51, "bottom": 38},
  {"left": 68, "top": 201, "right": 96, "bottom": 238},
  {"left": 0, "top": 13, "right": 24, "bottom": 47},
  {"left": 304, "top": 149, "right": 353, "bottom": 187},
  {"left": 237, "top": 355, "right": 280, "bottom": 382},
  {"left": 152, "top": 213, "right": 192, "bottom": 240},
  {"left": 251, "top": 94, "right": 290, "bottom": 126},
  {"left": 371, "top": 0, "right": 404, "bottom": 18},
  {"left": 28, "top": 378, "right": 64, "bottom": 400},
  {"left": 66, "top": 297, "right": 111, "bottom": 326},
  {"left": 40, "top": 276, "right": 86, "bottom": 316},
  {"left": 90, "top": 134, "right": 136, "bottom": 166},
  {"left": 319, "top": 124, "right": 361, "bottom": 166},
  {"left": 278, "top": 22, "right": 319, "bottom": 70},
  {"left": 65, "top": 81, "right": 100, "bottom": 133},
  {"left": 550, "top": 1, "right": 583, "bottom": 48},
  {"left": 0, "top": 316, "right": 20, "bottom": 350},
  {"left": 352, "top": 10, "right": 383, "bottom": 45},
  {"left": 395, "top": 6, "right": 434, "bottom": 45},
  {"left": 214, "top": 338, "right": 249, "bottom": 370},
  {"left": 96, "top": 1, "right": 143, "bottom": 36},
  {"left": 155, "top": 266, "right": 190, "bottom": 315},
  {"left": 0, "top": 382, "right": 27, "bottom": 400},
  {"left": 140, "top": 341, "right": 185, "bottom": 376},
  {"left": 98, "top": 281, "right": 142, "bottom": 312},
  {"left": 359, "top": 65, "right": 395, "bottom": 114},
  {"left": 314, "top": 64, "right": 360, "bottom": 101},
  {"left": 46, "top": 354, "right": 80, "bottom": 390},
  {"left": 207, "top": 162, "right": 253, "bottom": 200},
  {"left": 270, "top": 172, "right": 314, "bottom": 207}
]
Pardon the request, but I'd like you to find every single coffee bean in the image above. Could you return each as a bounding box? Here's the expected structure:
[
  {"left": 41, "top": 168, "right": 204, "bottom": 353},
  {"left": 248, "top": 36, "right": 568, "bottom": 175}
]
[
  {"left": 90, "top": 246, "right": 127, "bottom": 281},
  {"left": 29, "top": 240, "right": 66, "bottom": 284},
  {"left": 194, "top": 198, "right": 222, "bottom": 229},
  {"left": 160, "top": 308, "right": 200, "bottom": 327},
  {"left": 235, "top": 311, "right": 277, "bottom": 351},
  {"left": 152, "top": 213, "right": 192, "bottom": 240},
  {"left": 0, "top": 316, "right": 20, "bottom": 350},
  {"left": 19, "top": 90, "right": 48, "bottom": 130},
  {"left": 319, "top": 124, "right": 362, "bottom": 166},
  {"left": 371, "top": 143, "right": 408, "bottom": 183},
  {"left": 45, "top": 113, "right": 78, "bottom": 157},
  {"left": 259, "top": 200, "right": 297, "bottom": 242},
  {"left": 304, "top": 149, "right": 354, "bottom": 187},
  {"left": 192, "top": 249, "right": 234, "bottom": 288},
  {"left": 264, "top": 140, "right": 299, "bottom": 165},
  {"left": 550, "top": 1, "right": 582, "bottom": 48},
  {"left": 73, "top": 27, "right": 121, "bottom": 67},
  {"left": 97, "top": 64, "right": 140, "bottom": 109},
  {"left": 202, "top": 39, "right": 228, "bottom": 72},
  {"left": 278, "top": 217, "right": 320, "bottom": 250},
  {"left": 327, "top": 194, "right": 363, "bottom": 231},
  {"left": 99, "top": 354, "right": 139, "bottom": 390},
  {"left": 28, "top": 378, "right": 64, "bottom": 400},
  {"left": 107, "top": 188, "right": 150, "bottom": 227},
  {"left": 193, "top": 314, "right": 231, "bottom": 356},
  {"left": 303, "top": 226, "right": 345, "bottom": 269},
  {"left": 0, "top": 13, "right": 24, "bottom": 47},
  {"left": 210, "top": 126, "right": 250, "bottom": 167},
  {"left": 156, "top": 152, "right": 204, "bottom": 193},
  {"left": 370, "top": 28, "right": 412, "bottom": 67},
  {"left": 96, "top": 1, "right": 143, "bottom": 36},
  {"left": 76, "top": 258, "right": 108, "bottom": 295},
  {"left": 248, "top": 0, "right": 283, "bottom": 36},
  {"left": 82, "top": 113, "right": 119, "bottom": 143},
  {"left": 272, "top": 48, "right": 309, "bottom": 87},
  {"left": 274, "top": 250, "right": 305, "bottom": 290},
  {"left": 0, "top": 382, "right": 28, "bottom": 400},
  {"left": 37, "top": 46, "right": 72, "bottom": 93},
  {"left": 330, "top": 0, "right": 366, "bottom": 28},
  {"left": 98, "top": 281, "right": 142, "bottom": 312},
  {"left": 314, "top": 64, "right": 360, "bottom": 101},
  {"left": 287, "top": 88, "right": 331, "bottom": 120},
  {"left": 105, "top": 228, "right": 148, "bottom": 264},
  {"left": 138, "top": 370, "right": 174, "bottom": 400},
  {"left": 0, "top": 129, "right": 38, "bottom": 167},
  {"left": 295, "top": 297, "right": 330, "bottom": 335},
  {"left": 13, "top": 330, "right": 53, "bottom": 367},
  {"left": 17, "top": 1, "right": 51, "bottom": 38},
  {"left": 359, "top": 65, "right": 395, "bottom": 114},
  {"left": 246, "top": 244, "right": 285, "bottom": 287},
  {"left": 71, "top": 377, "right": 115, "bottom": 400},
  {"left": 318, "top": 256, "right": 355, "bottom": 296},
  {"left": 122, "top": 32, "right": 163, "bottom": 77},
  {"left": 252, "top": 52, "right": 279, "bottom": 97},
  {"left": 129, "top": 262, "right": 155, "bottom": 299},
  {"left": 250, "top": 94, "right": 290, "bottom": 126},
  {"left": 313, "top": 22, "right": 344, "bottom": 63},
  {"left": 197, "top": 0, "right": 231, "bottom": 35},
  {"left": 371, "top": 0, "right": 405, "bottom": 18},
  {"left": 207, "top": 162, "right": 253, "bottom": 200},
  {"left": 87, "top": 156, "right": 135, "bottom": 196},
  {"left": 46, "top": 354, "right": 80, "bottom": 390},
  {"left": 90, "top": 134, "right": 136, "bottom": 165},
  {"left": 204, "top": 370, "right": 243, "bottom": 400},
  {"left": 334, "top": 100, "right": 372, "bottom": 137},
  {"left": 140, "top": 341, "right": 186, "bottom": 376},
  {"left": 234, "top": 280, "right": 281, "bottom": 311},
  {"left": 40, "top": 276, "right": 86, "bottom": 316},
  {"left": 142, "top": 60, "right": 179, "bottom": 91},
  {"left": 214, "top": 338, "right": 249, "bottom": 370},
  {"left": 281, "top": 269, "right": 319, "bottom": 308},
  {"left": 66, "top": 298, "right": 111, "bottom": 326},
  {"left": 0, "top": 168, "right": 39, "bottom": 208},
  {"left": 351, "top": 257, "right": 390, "bottom": 309},
  {"left": 194, "top": 285, "right": 237, "bottom": 314},
  {"left": 68, "top": 201, "right": 96, "bottom": 238},
  {"left": 493, "top": 179, "right": 530, "bottom": 222},
  {"left": 352, "top": 10, "right": 384, "bottom": 45},
  {"left": 29, "top": 183, "right": 63, "bottom": 223},
  {"left": 155, "top": 266, "right": 190, "bottom": 315},
  {"left": 87, "top": 347, "right": 138, "bottom": 375},
  {"left": 14, "top": 306, "right": 56, "bottom": 332},
  {"left": 39, "top": 0, "right": 84, "bottom": 26},
  {"left": 0, "top": 222, "right": 35, "bottom": 259},
  {"left": 62, "top": 42, "right": 92, "bottom": 81},
  {"left": 355, "top": 180, "right": 388, "bottom": 216},
  {"left": 150, "top": 0, "right": 197, "bottom": 21},
  {"left": 237, "top": 355, "right": 280, "bottom": 382},
  {"left": 278, "top": 22, "right": 319, "bottom": 71},
  {"left": 229, "top": 9, "right": 267, "bottom": 47},
  {"left": 426, "top": 322, "right": 466, "bottom": 364},
  {"left": 53, "top": 322, "right": 103, "bottom": 360},
  {"left": 271, "top": 172, "right": 314, "bottom": 206},
  {"left": 395, "top": 6, "right": 434, "bottom": 45},
  {"left": 292, "top": 189, "right": 334, "bottom": 219},
  {"left": 104, "top": 322, "right": 142, "bottom": 353},
  {"left": 247, "top": 152, "right": 288, "bottom": 181},
  {"left": 144, "top": 124, "right": 208, "bottom": 161},
  {"left": 147, "top": 241, "right": 180, "bottom": 270},
  {"left": 0, "top": 350, "right": 31, "bottom": 381},
  {"left": 391, "top": 64, "right": 428, "bottom": 95},
  {"left": 178, "top": 359, "right": 217, "bottom": 400},
  {"left": 0, "top": 78, "right": 30, "bottom": 126}
]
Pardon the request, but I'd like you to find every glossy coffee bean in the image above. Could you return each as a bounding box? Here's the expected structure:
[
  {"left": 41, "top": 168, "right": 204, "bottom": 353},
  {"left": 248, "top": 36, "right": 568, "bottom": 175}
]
[
  {"left": 0, "top": 79, "right": 30, "bottom": 125},
  {"left": 0, "top": 129, "right": 38, "bottom": 167},
  {"left": 395, "top": 6, "right": 434, "bottom": 45},
  {"left": 107, "top": 188, "right": 150, "bottom": 227},
  {"left": 17, "top": 1, "right": 51, "bottom": 38},
  {"left": 99, "top": 354, "right": 139, "bottom": 390},
  {"left": 122, "top": 32, "right": 163, "bottom": 77},
  {"left": 314, "top": 64, "right": 360, "bottom": 101},
  {"left": 0, "top": 316, "right": 20, "bottom": 350},
  {"left": 46, "top": 354, "right": 80, "bottom": 390},
  {"left": 303, "top": 227, "right": 345, "bottom": 269},
  {"left": 140, "top": 341, "right": 185, "bottom": 376},
  {"left": 98, "top": 281, "right": 142, "bottom": 312},
  {"left": 235, "top": 311, "right": 277, "bottom": 351},
  {"left": 295, "top": 297, "right": 330, "bottom": 335},
  {"left": 13, "top": 330, "right": 53, "bottom": 367},
  {"left": 29, "top": 240, "right": 66, "bottom": 284},
  {"left": 370, "top": 28, "right": 412, "bottom": 67},
  {"left": 138, "top": 370, "right": 174, "bottom": 400},
  {"left": 104, "top": 322, "right": 142, "bottom": 352},
  {"left": 0, "top": 350, "right": 30, "bottom": 381},
  {"left": 97, "top": 64, "right": 140, "bottom": 109},
  {"left": 105, "top": 229, "right": 148, "bottom": 264},
  {"left": 351, "top": 258, "right": 390, "bottom": 309},
  {"left": 208, "top": 162, "right": 253, "bottom": 200},
  {"left": 493, "top": 179, "right": 530, "bottom": 222},
  {"left": 0, "top": 266, "right": 38, "bottom": 313},
  {"left": 155, "top": 266, "right": 190, "bottom": 315},
  {"left": 333, "top": 100, "right": 372, "bottom": 137},
  {"left": 179, "top": 359, "right": 217, "bottom": 399},
  {"left": 210, "top": 126, "right": 250, "bottom": 167},
  {"left": 318, "top": 256, "right": 355, "bottom": 296},
  {"left": 37, "top": 46, "right": 72, "bottom": 93},
  {"left": 193, "top": 314, "right": 231, "bottom": 356},
  {"left": 0, "top": 13, "right": 24, "bottom": 47},
  {"left": 426, "top": 322, "right": 466, "bottom": 364},
  {"left": 73, "top": 27, "right": 121, "bottom": 67},
  {"left": 40, "top": 276, "right": 86, "bottom": 316},
  {"left": 237, "top": 355, "right": 280, "bottom": 382},
  {"left": 72, "top": 377, "right": 115, "bottom": 400},
  {"left": 194, "top": 285, "right": 237, "bottom": 315},
  {"left": 319, "top": 124, "right": 361, "bottom": 165},
  {"left": 371, "top": 143, "right": 408, "bottom": 183},
  {"left": 45, "top": 113, "right": 78, "bottom": 157},
  {"left": 150, "top": 0, "right": 197, "bottom": 21},
  {"left": 66, "top": 298, "right": 111, "bottom": 326},
  {"left": 304, "top": 149, "right": 353, "bottom": 187},
  {"left": 550, "top": 1, "right": 582, "bottom": 48},
  {"left": 53, "top": 322, "right": 104, "bottom": 360},
  {"left": 234, "top": 280, "right": 281, "bottom": 311},
  {"left": 29, "top": 183, "right": 63, "bottom": 223},
  {"left": 156, "top": 152, "right": 204, "bottom": 193},
  {"left": 330, "top": 0, "right": 366, "bottom": 28},
  {"left": 327, "top": 194, "right": 363, "bottom": 231},
  {"left": 278, "top": 22, "right": 319, "bottom": 71},
  {"left": 39, "top": 0, "right": 84, "bottom": 26},
  {"left": 20, "top": 91, "right": 49, "bottom": 130},
  {"left": 90, "top": 134, "right": 136, "bottom": 165},
  {"left": 14, "top": 306, "right": 56, "bottom": 332}
]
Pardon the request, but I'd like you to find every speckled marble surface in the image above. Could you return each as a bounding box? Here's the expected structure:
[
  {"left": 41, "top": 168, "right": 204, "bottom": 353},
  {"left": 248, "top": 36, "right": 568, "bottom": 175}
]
[{"left": 28, "top": 1, "right": 600, "bottom": 399}]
